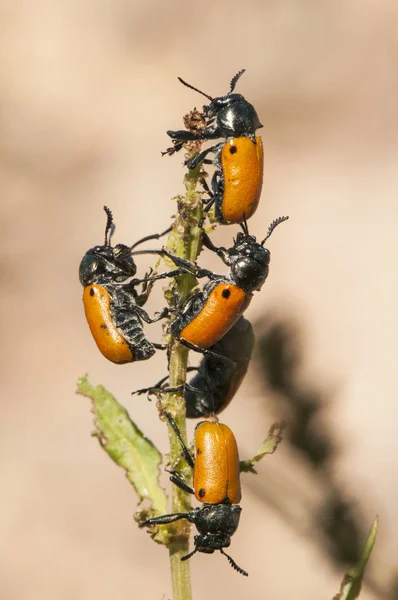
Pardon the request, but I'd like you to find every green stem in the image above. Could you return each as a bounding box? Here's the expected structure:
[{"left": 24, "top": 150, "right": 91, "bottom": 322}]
[{"left": 162, "top": 164, "right": 204, "bottom": 600}]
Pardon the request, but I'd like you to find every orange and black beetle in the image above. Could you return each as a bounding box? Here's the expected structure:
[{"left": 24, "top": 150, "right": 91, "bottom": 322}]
[
  {"left": 184, "top": 317, "right": 254, "bottom": 418},
  {"left": 169, "top": 217, "right": 287, "bottom": 355},
  {"left": 132, "top": 216, "right": 287, "bottom": 361},
  {"left": 79, "top": 206, "right": 169, "bottom": 364},
  {"left": 165, "top": 70, "right": 263, "bottom": 224},
  {"left": 139, "top": 412, "right": 247, "bottom": 575},
  {"left": 133, "top": 216, "right": 287, "bottom": 360}
]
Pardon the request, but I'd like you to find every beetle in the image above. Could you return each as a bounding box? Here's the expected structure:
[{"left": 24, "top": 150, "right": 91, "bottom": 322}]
[
  {"left": 185, "top": 316, "right": 255, "bottom": 417},
  {"left": 133, "top": 215, "right": 288, "bottom": 361},
  {"left": 134, "top": 317, "right": 255, "bottom": 418},
  {"left": 79, "top": 206, "right": 170, "bottom": 364},
  {"left": 139, "top": 411, "right": 248, "bottom": 576},
  {"left": 165, "top": 70, "right": 264, "bottom": 224}
]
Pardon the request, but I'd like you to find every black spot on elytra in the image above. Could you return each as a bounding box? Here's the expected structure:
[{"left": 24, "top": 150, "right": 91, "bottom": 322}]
[
  {"left": 197, "top": 447, "right": 202, "bottom": 455},
  {"left": 199, "top": 488, "right": 206, "bottom": 498},
  {"left": 222, "top": 288, "right": 231, "bottom": 299},
  {"left": 90, "top": 287, "right": 95, "bottom": 296},
  {"left": 229, "top": 145, "right": 237, "bottom": 154},
  {"left": 100, "top": 324, "right": 108, "bottom": 329}
]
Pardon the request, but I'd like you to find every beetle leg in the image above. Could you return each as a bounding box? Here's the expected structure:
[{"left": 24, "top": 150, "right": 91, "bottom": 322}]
[
  {"left": 137, "top": 374, "right": 170, "bottom": 391},
  {"left": 161, "top": 140, "right": 185, "bottom": 157},
  {"left": 139, "top": 508, "right": 199, "bottom": 528},
  {"left": 130, "top": 225, "right": 172, "bottom": 250},
  {"left": 132, "top": 268, "right": 185, "bottom": 285},
  {"left": 131, "top": 252, "right": 215, "bottom": 282},
  {"left": 163, "top": 411, "right": 195, "bottom": 469},
  {"left": 200, "top": 231, "right": 231, "bottom": 266},
  {"left": 167, "top": 469, "right": 195, "bottom": 495},
  {"left": 134, "top": 305, "right": 169, "bottom": 324},
  {"left": 185, "top": 146, "right": 214, "bottom": 170},
  {"left": 132, "top": 365, "right": 200, "bottom": 397},
  {"left": 151, "top": 343, "right": 168, "bottom": 351},
  {"left": 167, "top": 129, "right": 201, "bottom": 141},
  {"left": 148, "top": 384, "right": 183, "bottom": 394},
  {"left": 200, "top": 230, "right": 220, "bottom": 253},
  {"left": 160, "top": 251, "right": 215, "bottom": 280},
  {"left": 200, "top": 233, "right": 233, "bottom": 266},
  {"left": 135, "top": 269, "right": 154, "bottom": 306},
  {"left": 197, "top": 180, "right": 217, "bottom": 227},
  {"left": 185, "top": 143, "right": 222, "bottom": 170},
  {"left": 139, "top": 512, "right": 189, "bottom": 528},
  {"left": 178, "top": 339, "right": 236, "bottom": 367},
  {"left": 188, "top": 142, "right": 224, "bottom": 169},
  {"left": 167, "top": 126, "right": 223, "bottom": 141},
  {"left": 133, "top": 381, "right": 184, "bottom": 396},
  {"left": 199, "top": 177, "right": 213, "bottom": 199}
]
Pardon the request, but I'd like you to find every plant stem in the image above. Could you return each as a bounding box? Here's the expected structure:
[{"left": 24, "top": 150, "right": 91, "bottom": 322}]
[{"left": 163, "top": 164, "right": 204, "bottom": 600}]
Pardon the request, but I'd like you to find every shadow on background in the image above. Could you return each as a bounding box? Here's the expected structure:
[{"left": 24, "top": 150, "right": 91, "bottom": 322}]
[
  {"left": 251, "top": 313, "right": 395, "bottom": 599},
  {"left": 255, "top": 314, "right": 361, "bottom": 567}
]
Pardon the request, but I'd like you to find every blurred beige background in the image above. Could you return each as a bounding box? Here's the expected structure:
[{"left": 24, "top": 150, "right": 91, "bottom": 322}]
[{"left": 1, "top": 0, "right": 397, "bottom": 598}]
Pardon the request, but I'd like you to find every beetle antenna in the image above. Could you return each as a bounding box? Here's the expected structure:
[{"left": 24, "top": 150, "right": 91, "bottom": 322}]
[
  {"left": 229, "top": 69, "right": 246, "bottom": 94},
  {"left": 181, "top": 547, "right": 198, "bottom": 561},
  {"left": 261, "top": 215, "right": 289, "bottom": 246},
  {"left": 103, "top": 206, "right": 114, "bottom": 246},
  {"left": 220, "top": 548, "right": 248, "bottom": 576},
  {"left": 177, "top": 77, "right": 213, "bottom": 101}
]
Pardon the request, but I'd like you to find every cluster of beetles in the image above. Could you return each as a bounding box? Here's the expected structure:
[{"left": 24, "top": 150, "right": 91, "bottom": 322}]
[{"left": 79, "top": 70, "right": 288, "bottom": 577}]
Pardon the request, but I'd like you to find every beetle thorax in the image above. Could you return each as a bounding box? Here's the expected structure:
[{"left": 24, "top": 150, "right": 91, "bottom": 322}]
[
  {"left": 230, "top": 243, "right": 270, "bottom": 292},
  {"left": 194, "top": 504, "right": 241, "bottom": 538},
  {"left": 211, "top": 98, "right": 262, "bottom": 137}
]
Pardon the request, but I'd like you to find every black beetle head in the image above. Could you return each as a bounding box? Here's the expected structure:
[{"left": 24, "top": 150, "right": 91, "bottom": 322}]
[
  {"left": 178, "top": 70, "right": 263, "bottom": 138},
  {"left": 229, "top": 232, "right": 270, "bottom": 292},
  {"left": 228, "top": 216, "right": 289, "bottom": 292},
  {"left": 203, "top": 92, "right": 245, "bottom": 116},
  {"left": 185, "top": 504, "right": 247, "bottom": 575},
  {"left": 190, "top": 504, "right": 241, "bottom": 560},
  {"left": 204, "top": 95, "right": 262, "bottom": 138},
  {"left": 79, "top": 206, "right": 137, "bottom": 286},
  {"left": 139, "top": 504, "right": 247, "bottom": 575},
  {"left": 193, "top": 503, "right": 241, "bottom": 542},
  {"left": 79, "top": 243, "right": 137, "bottom": 286}
]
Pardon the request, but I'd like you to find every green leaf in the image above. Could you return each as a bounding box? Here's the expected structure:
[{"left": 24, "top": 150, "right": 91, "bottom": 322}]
[
  {"left": 240, "top": 422, "right": 284, "bottom": 473},
  {"left": 76, "top": 376, "right": 167, "bottom": 518},
  {"left": 333, "top": 516, "right": 378, "bottom": 600}
]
